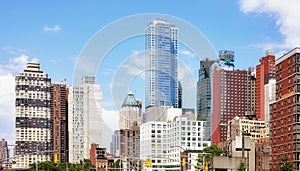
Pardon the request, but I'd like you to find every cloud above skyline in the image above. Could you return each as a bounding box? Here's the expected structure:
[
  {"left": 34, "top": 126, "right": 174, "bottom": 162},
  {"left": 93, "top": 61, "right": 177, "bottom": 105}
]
[
  {"left": 240, "top": 0, "right": 300, "bottom": 49},
  {"left": 179, "top": 50, "right": 195, "bottom": 57},
  {"left": 43, "top": 25, "right": 61, "bottom": 32},
  {"left": 0, "top": 55, "right": 37, "bottom": 144}
]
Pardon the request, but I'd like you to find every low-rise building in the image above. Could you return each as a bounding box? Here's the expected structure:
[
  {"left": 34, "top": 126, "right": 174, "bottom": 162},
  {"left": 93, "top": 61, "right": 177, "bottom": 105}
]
[{"left": 140, "top": 116, "right": 210, "bottom": 170}]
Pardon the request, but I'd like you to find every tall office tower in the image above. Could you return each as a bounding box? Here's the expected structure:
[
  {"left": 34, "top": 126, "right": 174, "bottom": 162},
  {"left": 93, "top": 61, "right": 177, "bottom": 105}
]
[
  {"left": 255, "top": 50, "right": 276, "bottom": 121},
  {"left": 110, "top": 130, "right": 119, "bottom": 157},
  {"left": 178, "top": 81, "right": 182, "bottom": 108},
  {"left": 211, "top": 51, "right": 251, "bottom": 145},
  {"left": 196, "top": 59, "right": 218, "bottom": 141},
  {"left": 0, "top": 139, "right": 9, "bottom": 163},
  {"left": 119, "top": 92, "right": 142, "bottom": 129},
  {"left": 270, "top": 48, "right": 300, "bottom": 170},
  {"left": 51, "top": 81, "right": 68, "bottom": 163},
  {"left": 145, "top": 18, "right": 178, "bottom": 108},
  {"left": 68, "top": 76, "right": 102, "bottom": 163},
  {"left": 248, "top": 67, "right": 256, "bottom": 118},
  {"left": 15, "top": 62, "right": 52, "bottom": 168}
]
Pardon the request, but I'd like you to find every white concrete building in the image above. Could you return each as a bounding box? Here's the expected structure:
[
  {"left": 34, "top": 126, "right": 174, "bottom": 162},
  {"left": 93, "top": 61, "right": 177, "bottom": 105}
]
[
  {"left": 68, "top": 76, "right": 102, "bottom": 163},
  {"left": 140, "top": 116, "right": 211, "bottom": 170}
]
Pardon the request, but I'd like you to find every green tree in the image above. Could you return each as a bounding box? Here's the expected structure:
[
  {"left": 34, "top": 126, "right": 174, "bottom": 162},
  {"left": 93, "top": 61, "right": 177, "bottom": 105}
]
[
  {"left": 28, "top": 159, "right": 95, "bottom": 171},
  {"left": 110, "top": 159, "right": 122, "bottom": 171},
  {"left": 237, "top": 161, "right": 246, "bottom": 171},
  {"left": 195, "top": 145, "right": 223, "bottom": 170},
  {"left": 278, "top": 155, "right": 292, "bottom": 171}
]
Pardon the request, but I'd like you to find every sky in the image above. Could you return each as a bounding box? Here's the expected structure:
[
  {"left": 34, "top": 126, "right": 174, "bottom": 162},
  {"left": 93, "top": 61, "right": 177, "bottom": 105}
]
[{"left": 1, "top": 0, "right": 300, "bottom": 150}]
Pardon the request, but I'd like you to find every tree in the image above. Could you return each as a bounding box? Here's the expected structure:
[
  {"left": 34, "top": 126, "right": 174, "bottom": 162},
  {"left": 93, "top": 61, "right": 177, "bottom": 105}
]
[
  {"left": 237, "top": 161, "right": 246, "bottom": 171},
  {"left": 28, "top": 159, "right": 95, "bottom": 171},
  {"left": 195, "top": 145, "right": 223, "bottom": 170},
  {"left": 110, "top": 159, "right": 123, "bottom": 171},
  {"left": 278, "top": 155, "right": 292, "bottom": 171}
]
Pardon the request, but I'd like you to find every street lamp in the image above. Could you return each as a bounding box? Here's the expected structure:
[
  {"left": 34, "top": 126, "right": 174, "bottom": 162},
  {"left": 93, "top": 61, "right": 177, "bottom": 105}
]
[{"left": 220, "top": 122, "right": 248, "bottom": 170}]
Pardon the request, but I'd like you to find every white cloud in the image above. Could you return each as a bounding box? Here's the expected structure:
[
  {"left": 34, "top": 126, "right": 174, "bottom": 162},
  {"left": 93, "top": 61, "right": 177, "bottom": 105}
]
[
  {"left": 43, "top": 25, "right": 61, "bottom": 32},
  {"left": 240, "top": 0, "right": 300, "bottom": 49},
  {"left": 179, "top": 50, "right": 195, "bottom": 57},
  {"left": 101, "top": 108, "right": 119, "bottom": 150},
  {"left": 0, "top": 55, "right": 37, "bottom": 144},
  {"left": 0, "top": 54, "right": 37, "bottom": 76},
  {"left": 1, "top": 46, "right": 29, "bottom": 56},
  {"left": 0, "top": 74, "right": 15, "bottom": 144}
]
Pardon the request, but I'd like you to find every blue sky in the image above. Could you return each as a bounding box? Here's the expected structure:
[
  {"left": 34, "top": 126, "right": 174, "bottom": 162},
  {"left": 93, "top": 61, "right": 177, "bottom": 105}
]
[{"left": 1, "top": 0, "right": 300, "bottom": 148}]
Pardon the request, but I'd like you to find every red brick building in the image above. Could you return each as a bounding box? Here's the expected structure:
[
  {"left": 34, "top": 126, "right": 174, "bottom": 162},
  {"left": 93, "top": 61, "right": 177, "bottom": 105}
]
[
  {"left": 211, "top": 66, "right": 251, "bottom": 144},
  {"left": 51, "top": 82, "right": 68, "bottom": 163},
  {"left": 255, "top": 138, "right": 270, "bottom": 171},
  {"left": 255, "top": 50, "right": 276, "bottom": 121},
  {"left": 270, "top": 47, "right": 300, "bottom": 170}
]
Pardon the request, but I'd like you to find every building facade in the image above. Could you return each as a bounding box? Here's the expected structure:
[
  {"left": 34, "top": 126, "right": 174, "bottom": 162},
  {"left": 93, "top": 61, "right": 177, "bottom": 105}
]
[
  {"left": 228, "top": 116, "right": 269, "bottom": 141},
  {"left": 255, "top": 138, "right": 270, "bottom": 171},
  {"left": 68, "top": 76, "right": 102, "bottom": 163},
  {"left": 145, "top": 18, "right": 178, "bottom": 108},
  {"left": 110, "top": 130, "right": 119, "bottom": 158},
  {"left": 140, "top": 116, "right": 210, "bottom": 170},
  {"left": 211, "top": 51, "right": 251, "bottom": 144},
  {"left": 197, "top": 58, "right": 218, "bottom": 141},
  {"left": 0, "top": 139, "right": 9, "bottom": 163},
  {"left": 15, "top": 62, "right": 52, "bottom": 168},
  {"left": 119, "top": 92, "right": 142, "bottom": 130},
  {"left": 270, "top": 47, "right": 300, "bottom": 170},
  {"left": 51, "top": 82, "right": 68, "bottom": 163},
  {"left": 255, "top": 50, "right": 276, "bottom": 121},
  {"left": 119, "top": 125, "right": 140, "bottom": 159}
]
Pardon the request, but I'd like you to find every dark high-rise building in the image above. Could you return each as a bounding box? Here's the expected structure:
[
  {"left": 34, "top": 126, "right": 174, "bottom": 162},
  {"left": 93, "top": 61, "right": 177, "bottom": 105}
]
[
  {"left": 255, "top": 50, "right": 276, "bottom": 121},
  {"left": 211, "top": 51, "right": 251, "bottom": 144},
  {"left": 15, "top": 62, "right": 52, "bottom": 168},
  {"left": 270, "top": 47, "right": 300, "bottom": 170},
  {"left": 51, "top": 82, "right": 68, "bottom": 163},
  {"left": 197, "top": 58, "right": 218, "bottom": 120},
  {"left": 197, "top": 58, "right": 218, "bottom": 141},
  {"left": 178, "top": 81, "right": 182, "bottom": 108},
  {"left": 0, "top": 139, "right": 9, "bottom": 163}
]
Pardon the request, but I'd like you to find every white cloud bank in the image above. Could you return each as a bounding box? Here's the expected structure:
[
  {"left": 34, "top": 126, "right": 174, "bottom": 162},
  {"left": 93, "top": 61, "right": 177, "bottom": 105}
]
[
  {"left": 44, "top": 25, "right": 61, "bottom": 32},
  {"left": 240, "top": 0, "right": 300, "bottom": 49},
  {"left": 0, "top": 55, "right": 37, "bottom": 144}
]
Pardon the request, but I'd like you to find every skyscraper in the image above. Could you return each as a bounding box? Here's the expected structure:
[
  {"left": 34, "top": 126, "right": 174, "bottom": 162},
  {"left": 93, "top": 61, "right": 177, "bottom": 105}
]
[
  {"left": 145, "top": 18, "right": 178, "bottom": 108},
  {"left": 0, "top": 139, "right": 9, "bottom": 163},
  {"left": 270, "top": 47, "right": 300, "bottom": 170},
  {"left": 119, "top": 92, "right": 142, "bottom": 129},
  {"left": 68, "top": 76, "right": 102, "bottom": 163},
  {"left": 211, "top": 51, "right": 251, "bottom": 144},
  {"left": 197, "top": 58, "right": 217, "bottom": 120},
  {"left": 196, "top": 59, "right": 218, "bottom": 141},
  {"left": 51, "top": 81, "right": 68, "bottom": 163},
  {"left": 255, "top": 50, "right": 276, "bottom": 121},
  {"left": 15, "top": 62, "right": 52, "bottom": 168}
]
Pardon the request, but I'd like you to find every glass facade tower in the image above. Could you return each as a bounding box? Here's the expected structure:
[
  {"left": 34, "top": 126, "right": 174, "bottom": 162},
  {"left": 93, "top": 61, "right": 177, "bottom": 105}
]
[{"left": 145, "top": 19, "right": 178, "bottom": 108}]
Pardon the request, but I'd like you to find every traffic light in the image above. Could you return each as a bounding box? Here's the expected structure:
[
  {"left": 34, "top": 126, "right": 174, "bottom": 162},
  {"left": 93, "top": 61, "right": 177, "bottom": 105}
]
[
  {"left": 54, "top": 153, "right": 59, "bottom": 164},
  {"left": 144, "top": 158, "right": 152, "bottom": 168},
  {"left": 181, "top": 157, "right": 186, "bottom": 167},
  {"left": 204, "top": 162, "right": 208, "bottom": 171}
]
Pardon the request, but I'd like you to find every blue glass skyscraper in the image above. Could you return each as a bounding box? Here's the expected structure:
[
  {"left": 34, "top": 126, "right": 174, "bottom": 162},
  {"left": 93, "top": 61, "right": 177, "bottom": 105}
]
[{"left": 145, "top": 19, "right": 178, "bottom": 108}]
